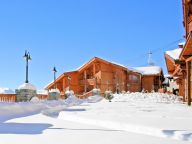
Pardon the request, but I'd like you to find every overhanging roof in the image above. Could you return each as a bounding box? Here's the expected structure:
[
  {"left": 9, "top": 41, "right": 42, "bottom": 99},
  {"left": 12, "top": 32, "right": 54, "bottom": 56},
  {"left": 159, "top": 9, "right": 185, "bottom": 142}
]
[
  {"left": 45, "top": 71, "right": 78, "bottom": 90},
  {"left": 165, "top": 53, "right": 177, "bottom": 74},
  {"left": 77, "top": 57, "right": 128, "bottom": 72},
  {"left": 180, "top": 32, "right": 192, "bottom": 60}
]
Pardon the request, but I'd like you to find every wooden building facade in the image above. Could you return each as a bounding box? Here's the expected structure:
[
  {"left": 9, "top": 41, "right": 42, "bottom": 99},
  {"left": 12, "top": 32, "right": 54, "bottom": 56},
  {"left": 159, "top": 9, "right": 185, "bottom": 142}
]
[
  {"left": 46, "top": 57, "right": 142, "bottom": 96},
  {"left": 46, "top": 57, "right": 164, "bottom": 97},
  {"left": 134, "top": 66, "right": 163, "bottom": 92},
  {"left": 165, "top": 0, "right": 192, "bottom": 105},
  {"left": 182, "top": 0, "right": 192, "bottom": 105}
]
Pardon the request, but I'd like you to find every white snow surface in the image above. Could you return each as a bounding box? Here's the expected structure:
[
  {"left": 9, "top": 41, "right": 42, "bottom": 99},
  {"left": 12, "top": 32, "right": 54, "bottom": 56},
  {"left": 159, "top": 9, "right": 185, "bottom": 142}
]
[
  {"left": 134, "top": 66, "right": 162, "bottom": 75},
  {"left": 18, "top": 83, "right": 36, "bottom": 90},
  {"left": 0, "top": 87, "right": 15, "bottom": 94},
  {"left": 0, "top": 93, "right": 192, "bottom": 144},
  {"left": 37, "top": 89, "right": 48, "bottom": 95},
  {"left": 165, "top": 48, "right": 182, "bottom": 60},
  {"left": 48, "top": 88, "right": 60, "bottom": 93}
]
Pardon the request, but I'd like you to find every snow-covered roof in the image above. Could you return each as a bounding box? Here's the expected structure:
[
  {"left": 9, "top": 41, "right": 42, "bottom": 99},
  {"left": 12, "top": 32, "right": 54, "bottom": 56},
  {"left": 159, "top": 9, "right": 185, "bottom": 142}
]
[
  {"left": 109, "top": 61, "right": 127, "bottom": 69},
  {"left": 49, "top": 88, "right": 60, "bottom": 93},
  {"left": 164, "top": 74, "right": 173, "bottom": 78},
  {"left": 18, "top": 83, "right": 36, "bottom": 90},
  {"left": 77, "top": 57, "right": 128, "bottom": 71},
  {"left": 44, "top": 81, "right": 54, "bottom": 89},
  {"left": 165, "top": 48, "right": 182, "bottom": 60},
  {"left": 0, "top": 88, "right": 15, "bottom": 94},
  {"left": 134, "top": 66, "right": 162, "bottom": 76},
  {"left": 178, "top": 42, "right": 185, "bottom": 47},
  {"left": 37, "top": 90, "right": 48, "bottom": 95}
]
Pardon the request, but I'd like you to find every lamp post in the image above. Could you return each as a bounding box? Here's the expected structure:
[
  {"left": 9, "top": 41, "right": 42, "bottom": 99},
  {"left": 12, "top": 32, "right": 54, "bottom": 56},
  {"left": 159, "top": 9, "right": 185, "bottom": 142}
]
[
  {"left": 23, "top": 50, "right": 31, "bottom": 83},
  {"left": 53, "top": 67, "right": 57, "bottom": 89}
]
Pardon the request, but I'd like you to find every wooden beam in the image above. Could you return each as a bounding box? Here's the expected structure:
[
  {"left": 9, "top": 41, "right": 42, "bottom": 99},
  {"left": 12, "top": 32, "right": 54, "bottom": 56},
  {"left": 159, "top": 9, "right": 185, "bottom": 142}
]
[
  {"left": 186, "top": 56, "right": 192, "bottom": 62},
  {"left": 187, "top": 61, "right": 192, "bottom": 106},
  {"left": 175, "top": 60, "right": 186, "bottom": 65}
]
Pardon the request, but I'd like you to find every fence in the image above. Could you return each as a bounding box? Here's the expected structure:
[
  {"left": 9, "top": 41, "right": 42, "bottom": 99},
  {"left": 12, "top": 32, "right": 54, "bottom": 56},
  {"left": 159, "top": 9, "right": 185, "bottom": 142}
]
[
  {"left": 0, "top": 94, "right": 50, "bottom": 102},
  {"left": 0, "top": 94, "right": 16, "bottom": 102},
  {"left": 37, "top": 94, "right": 48, "bottom": 100},
  {"left": 0, "top": 92, "right": 97, "bottom": 102}
]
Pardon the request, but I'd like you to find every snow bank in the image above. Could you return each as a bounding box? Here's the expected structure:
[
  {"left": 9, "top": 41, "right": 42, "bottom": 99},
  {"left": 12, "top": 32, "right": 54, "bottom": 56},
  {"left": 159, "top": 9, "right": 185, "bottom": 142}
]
[
  {"left": 86, "top": 95, "right": 103, "bottom": 103},
  {"left": 64, "top": 95, "right": 83, "bottom": 106},
  {"left": 112, "top": 92, "right": 182, "bottom": 104},
  {"left": 58, "top": 93, "right": 191, "bottom": 142},
  {"left": 59, "top": 112, "right": 192, "bottom": 142},
  {"left": 0, "top": 102, "right": 46, "bottom": 123}
]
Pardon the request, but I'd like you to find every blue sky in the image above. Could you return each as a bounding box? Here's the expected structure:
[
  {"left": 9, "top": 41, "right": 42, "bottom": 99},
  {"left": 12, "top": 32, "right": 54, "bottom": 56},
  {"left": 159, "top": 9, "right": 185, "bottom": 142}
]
[{"left": 0, "top": 0, "right": 184, "bottom": 90}]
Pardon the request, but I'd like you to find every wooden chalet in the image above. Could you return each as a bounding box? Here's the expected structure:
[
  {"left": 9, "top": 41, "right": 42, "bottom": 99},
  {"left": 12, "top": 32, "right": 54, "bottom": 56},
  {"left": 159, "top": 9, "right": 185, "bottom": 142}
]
[
  {"left": 45, "top": 57, "right": 142, "bottom": 96},
  {"left": 165, "top": 46, "right": 184, "bottom": 97},
  {"left": 182, "top": 0, "right": 192, "bottom": 105},
  {"left": 134, "top": 66, "right": 164, "bottom": 92},
  {"left": 165, "top": 0, "right": 192, "bottom": 105}
]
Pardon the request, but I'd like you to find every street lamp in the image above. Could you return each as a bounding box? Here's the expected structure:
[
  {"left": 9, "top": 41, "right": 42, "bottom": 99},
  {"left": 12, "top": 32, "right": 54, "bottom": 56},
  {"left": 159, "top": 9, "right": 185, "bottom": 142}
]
[
  {"left": 23, "top": 50, "right": 31, "bottom": 83},
  {"left": 52, "top": 67, "right": 57, "bottom": 89}
]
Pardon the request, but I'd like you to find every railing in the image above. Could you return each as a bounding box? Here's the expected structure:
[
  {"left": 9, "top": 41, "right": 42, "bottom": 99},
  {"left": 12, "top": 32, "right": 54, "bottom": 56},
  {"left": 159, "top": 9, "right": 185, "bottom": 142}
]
[
  {"left": 79, "top": 78, "right": 95, "bottom": 85},
  {"left": 77, "top": 91, "right": 93, "bottom": 99},
  {"left": 0, "top": 94, "right": 50, "bottom": 102},
  {"left": 0, "top": 91, "right": 103, "bottom": 102},
  {"left": 0, "top": 94, "right": 16, "bottom": 102},
  {"left": 37, "top": 94, "right": 48, "bottom": 100}
]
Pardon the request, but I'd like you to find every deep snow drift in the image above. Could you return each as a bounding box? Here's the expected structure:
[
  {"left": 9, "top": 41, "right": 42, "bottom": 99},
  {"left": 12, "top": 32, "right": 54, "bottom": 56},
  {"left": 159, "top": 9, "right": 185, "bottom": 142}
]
[{"left": 0, "top": 93, "right": 192, "bottom": 144}]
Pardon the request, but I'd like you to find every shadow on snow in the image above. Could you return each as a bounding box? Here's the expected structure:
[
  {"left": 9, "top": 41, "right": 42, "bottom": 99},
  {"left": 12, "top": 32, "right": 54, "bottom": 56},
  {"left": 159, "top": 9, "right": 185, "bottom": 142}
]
[{"left": 0, "top": 122, "right": 52, "bottom": 135}]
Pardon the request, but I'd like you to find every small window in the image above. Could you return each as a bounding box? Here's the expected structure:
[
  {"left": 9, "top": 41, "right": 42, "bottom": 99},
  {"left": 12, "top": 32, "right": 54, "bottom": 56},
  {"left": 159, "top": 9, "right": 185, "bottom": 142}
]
[
  {"left": 188, "top": 1, "right": 192, "bottom": 16},
  {"left": 129, "top": 75, "right": 139, "bottom": 83}
]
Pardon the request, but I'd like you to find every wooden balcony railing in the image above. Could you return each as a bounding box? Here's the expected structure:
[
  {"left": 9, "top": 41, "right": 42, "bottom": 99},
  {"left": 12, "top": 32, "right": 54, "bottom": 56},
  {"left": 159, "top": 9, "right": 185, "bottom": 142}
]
[
  {"left": 79, "top": 78, "right": 96, "bottom": 85},
  {"left": 0, "top": 94, "right": 16, "bottom": 102},
  {"left": 0, "top": 94, "right": 50, "bottom": 102}
]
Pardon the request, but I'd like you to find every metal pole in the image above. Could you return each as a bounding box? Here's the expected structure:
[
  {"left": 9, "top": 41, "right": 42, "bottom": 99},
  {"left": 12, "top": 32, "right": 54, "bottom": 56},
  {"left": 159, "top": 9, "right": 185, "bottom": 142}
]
[
  {"left": 53, "top": 67, "right": 57, "bottom": 89},
  {"left": 26, "top": 58, "right": 29, "bottom": 83},
  {"left": 54, "top": 71, "right": 56, "bottom": 89}
]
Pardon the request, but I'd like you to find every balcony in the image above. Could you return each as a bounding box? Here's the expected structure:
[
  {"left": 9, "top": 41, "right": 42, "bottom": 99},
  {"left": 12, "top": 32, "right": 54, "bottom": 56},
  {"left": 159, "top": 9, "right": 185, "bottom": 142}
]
[{"left": 79, "top": 78, "right": 101, "bottom": 85}]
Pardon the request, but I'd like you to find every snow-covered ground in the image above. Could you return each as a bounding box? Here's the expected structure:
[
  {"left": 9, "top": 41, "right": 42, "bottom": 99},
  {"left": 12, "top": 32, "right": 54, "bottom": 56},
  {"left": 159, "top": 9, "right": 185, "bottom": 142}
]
[{"left": 0, "top": 93, "right": 192, "bottom": 144}]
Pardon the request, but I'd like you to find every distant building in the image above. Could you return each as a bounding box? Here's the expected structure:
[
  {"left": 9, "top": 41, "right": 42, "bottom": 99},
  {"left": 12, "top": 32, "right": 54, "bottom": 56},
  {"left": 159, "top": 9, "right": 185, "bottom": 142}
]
[
  {"left": 45, "top": 57, "right": 164, "bottom": 97},
  {"left": 134, "top": 66, "right": 163, "bottom": 92}
]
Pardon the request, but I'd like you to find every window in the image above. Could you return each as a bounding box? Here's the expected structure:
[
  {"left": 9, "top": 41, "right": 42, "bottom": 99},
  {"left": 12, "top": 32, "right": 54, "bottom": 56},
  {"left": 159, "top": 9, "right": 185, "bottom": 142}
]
[
  {"left": 129, "top": 75, "right": 139, "bottom": 83},
  {"left": 189, "top": 1, "right": 192, "bottom": 16}
]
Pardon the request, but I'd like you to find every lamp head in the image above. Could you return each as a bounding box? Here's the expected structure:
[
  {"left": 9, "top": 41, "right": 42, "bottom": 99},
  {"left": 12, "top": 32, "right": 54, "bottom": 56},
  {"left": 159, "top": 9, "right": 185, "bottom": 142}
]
[{"left": 53, "top": 67, "right": 57, "bottom": 73}]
